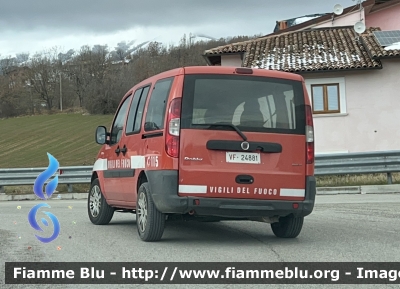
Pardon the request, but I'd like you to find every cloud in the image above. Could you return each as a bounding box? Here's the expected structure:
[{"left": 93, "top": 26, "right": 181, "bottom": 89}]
[
  {"left": 0, "top": 0, "right": 355, "bottom": 56},
  {"left": 0, "top": 0, "right": 355, "bottom": 32}
]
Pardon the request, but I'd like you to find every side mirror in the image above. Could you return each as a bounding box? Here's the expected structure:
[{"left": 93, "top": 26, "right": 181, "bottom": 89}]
[{"left": 95, "top": 126, "right": 108, "bottom": 145}]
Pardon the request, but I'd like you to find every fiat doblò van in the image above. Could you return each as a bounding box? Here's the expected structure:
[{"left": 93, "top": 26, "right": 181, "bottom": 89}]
[{"left": 89, "top": 66, "right": 316, "bottom": 242}]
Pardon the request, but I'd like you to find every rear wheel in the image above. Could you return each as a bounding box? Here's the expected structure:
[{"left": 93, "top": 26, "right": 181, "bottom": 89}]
[
  {"left": 88, "top": 178, "right": 114, "bottom": 225},
  {"left": 271, "top": 215, "right": 304, "bottom": 238},
  {"left": 136, "top": 182, "right": 165, "bottom": 242}
]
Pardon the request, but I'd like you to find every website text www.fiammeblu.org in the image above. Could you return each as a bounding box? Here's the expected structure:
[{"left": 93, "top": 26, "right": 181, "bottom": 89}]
[
  {"left": 10, "top": 266, "right": 400, "bottom": 282},
  {"left": 144, "top": 266, "right": 399, "bottom": 282}
]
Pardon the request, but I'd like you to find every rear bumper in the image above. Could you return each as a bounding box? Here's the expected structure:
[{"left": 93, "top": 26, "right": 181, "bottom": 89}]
[{"left": 147, "top": 170, "right": 316, "bottom": 218}]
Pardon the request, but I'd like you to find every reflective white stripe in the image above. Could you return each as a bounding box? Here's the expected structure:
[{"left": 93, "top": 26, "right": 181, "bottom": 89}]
[
  {"left": 280, "top": 189, "right": 305, "bottom": 197},
  {"left": 93, "top": 158, "right": 107, "bottom": 171},
  {"left": 131, "top": 156, "right": 145, "bottom": 169},
  {"left": 179, "top": 185, "right": 207, "bottom": 194}
]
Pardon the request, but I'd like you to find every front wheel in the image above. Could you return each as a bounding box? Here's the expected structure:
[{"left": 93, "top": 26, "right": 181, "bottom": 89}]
[
  {"left": 88, "top": 178, "right": 114, "bottom": 225},
  {"left": 136, "top": 182, "right": 165, "bottom": 242},
  {"left": 271, "top": 215, "right": 304, "bottom": 238}
]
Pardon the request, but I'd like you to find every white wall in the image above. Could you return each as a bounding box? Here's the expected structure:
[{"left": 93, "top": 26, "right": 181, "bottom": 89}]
[
  {"left": 366, "top": 4, "right": 400, "bottom": 30},
  {"left": 303, "top": 59, "right": 400, "bottom": 154},
  {"left": 313, "top": 10, "right": 365, "bottom": 29},
  {"left": 221, "top": 55, "right": 243, "bottom": 67}
]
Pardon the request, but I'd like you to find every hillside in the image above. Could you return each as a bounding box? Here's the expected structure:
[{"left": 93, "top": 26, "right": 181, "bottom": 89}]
[
  {"left": 0, "top": 112, "right": 398, "bottom": 188},
  {"left": 0, "top": 113, "right": 114, "bottom": 168}
]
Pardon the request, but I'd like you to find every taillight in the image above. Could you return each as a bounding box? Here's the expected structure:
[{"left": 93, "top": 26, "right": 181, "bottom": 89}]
[
  {"left": 166, "top": 98, "right": 182, "bottom": 158},
  {"left": 305, "top": 105, "right": 314, "bottom": 164}
]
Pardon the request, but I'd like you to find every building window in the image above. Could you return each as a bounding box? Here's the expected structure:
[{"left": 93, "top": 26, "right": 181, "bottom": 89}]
[
  {"left": 305, "top": 77, "right": 347, "bottom": 116},
  {"left": 311, "top": 84, "right": 340, "bottom": 114}
]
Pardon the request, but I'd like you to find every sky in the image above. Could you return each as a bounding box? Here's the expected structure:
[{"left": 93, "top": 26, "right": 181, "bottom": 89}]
[{"left": 0, "top": 0, "right": 356, "bottom": 58}]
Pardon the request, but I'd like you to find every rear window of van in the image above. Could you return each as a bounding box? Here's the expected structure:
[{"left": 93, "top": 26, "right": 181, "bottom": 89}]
[{"left": 180, "top": 74, "right": 306, "bottom": 135}]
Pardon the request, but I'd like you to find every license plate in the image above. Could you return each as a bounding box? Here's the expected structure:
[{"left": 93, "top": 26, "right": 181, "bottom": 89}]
[{"left": 226, "top": 152, "right": 261, "bottom": 164}]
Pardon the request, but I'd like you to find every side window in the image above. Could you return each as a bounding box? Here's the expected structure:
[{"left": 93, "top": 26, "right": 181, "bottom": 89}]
[
  {"left": 109, "top": 95, "right": 132, "bottom": 145},
  {"left": 144, "top": 77, "right": 173, "bottom": 132},
  {"left": 133, "top": 86, "right": 150, "bottom": 133},
  {"left": 125, "top": 88, "right": 144, "bottom": 134}
]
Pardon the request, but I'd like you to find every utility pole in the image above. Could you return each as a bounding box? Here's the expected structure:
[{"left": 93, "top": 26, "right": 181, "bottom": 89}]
[
  {"left": 30, "top": 86, "right": 33, "bottom": 114},
  {"left": 59, "top": 72, "right": 63, "bottom": 111}
]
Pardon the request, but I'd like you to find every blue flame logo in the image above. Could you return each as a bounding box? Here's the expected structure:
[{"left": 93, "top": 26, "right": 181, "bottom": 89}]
[
  {"left": 28, "top": 203, "right": 60, "bottom": 243},
  {"left": 33, "top": 153, "right": 59, "bottom": 200},
  {"left": 29, "top": 153, "right": 61, "bottom": 243}
]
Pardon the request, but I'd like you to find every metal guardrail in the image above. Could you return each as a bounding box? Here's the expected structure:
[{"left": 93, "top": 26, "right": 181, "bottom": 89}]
[
  {"left": 0, "top": 166, "right": 92, "bottom": 194},
  {"left": 314, "top": 150, "right": 400, "bottom": 184},
  {"left": 1, "top": 151, "right": 400, "bottom": 194}
]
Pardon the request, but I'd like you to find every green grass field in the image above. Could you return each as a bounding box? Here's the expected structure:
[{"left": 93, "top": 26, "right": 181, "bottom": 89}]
[
  {"left": 0, "top": 112, "right": 398, "bottom": 194},
  {"left": 0, "top": 112, "right": 114, "bottom": 168}
]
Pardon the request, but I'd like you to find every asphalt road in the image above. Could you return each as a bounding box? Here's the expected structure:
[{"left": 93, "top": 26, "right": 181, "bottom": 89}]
[{"left": 1, "top": 194, "right": 400, "bottom": 289}]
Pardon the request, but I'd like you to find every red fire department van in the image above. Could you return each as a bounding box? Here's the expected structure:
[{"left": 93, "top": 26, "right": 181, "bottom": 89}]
[{"left": 89, "top": 66, "right": 316, "bottom": 242}]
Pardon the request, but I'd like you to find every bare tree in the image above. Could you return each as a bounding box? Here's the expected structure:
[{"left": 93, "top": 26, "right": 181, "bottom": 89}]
[
  {"left": 0, "top": 33, "right": 260, "bottom": 116},
  {"left": 0, "top": 56, "right": 17, "bottom": 75},
  {"left": 15, "top": 53, "right": 30, "bottom": 65},
  {"left": 64, "top": 46, "right": 91, "bottom": 107},
  {"left": 26, "top": 49, "right": 60, "bottom": 109},
  {"left": 75, "top": 44, "right": 120, "bottom": 113},
  {"left": 0, "top": 56, "right": 31, "bottom": 117},
  {"left": 112, "top": 41, "right": 135, "bottom": 61}
]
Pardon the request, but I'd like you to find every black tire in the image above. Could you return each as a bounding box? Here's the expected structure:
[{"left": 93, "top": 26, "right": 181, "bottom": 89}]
[
  {"left": 88, "top": 178, "right": 114, "bottom": 225},
  {"left": 136, "top": 182, "right": 165, "bottom": 242},
  {"left": 271, "top": 215, "right": 304, "bottom": 238}
]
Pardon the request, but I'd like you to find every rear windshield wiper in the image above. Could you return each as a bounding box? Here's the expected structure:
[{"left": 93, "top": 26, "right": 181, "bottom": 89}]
[{"left": 198, "top": 123, "right": 247, "bottom": 141}]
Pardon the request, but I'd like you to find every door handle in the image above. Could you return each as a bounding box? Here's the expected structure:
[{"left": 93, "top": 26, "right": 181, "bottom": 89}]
[
  {"left": 115, "top": 146, "right": 120, "bottom": 156},
  {"left": 121, "top": 145, "right": 127, "bottom": 156}
]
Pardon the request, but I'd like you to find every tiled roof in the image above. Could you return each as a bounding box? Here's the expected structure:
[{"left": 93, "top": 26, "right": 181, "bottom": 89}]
[
  {"left": 204, "top": 27, "right": 383, "bottom": 73},
  {"left": 360, "top": 27, "right": 400, "bottom": 59}
]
